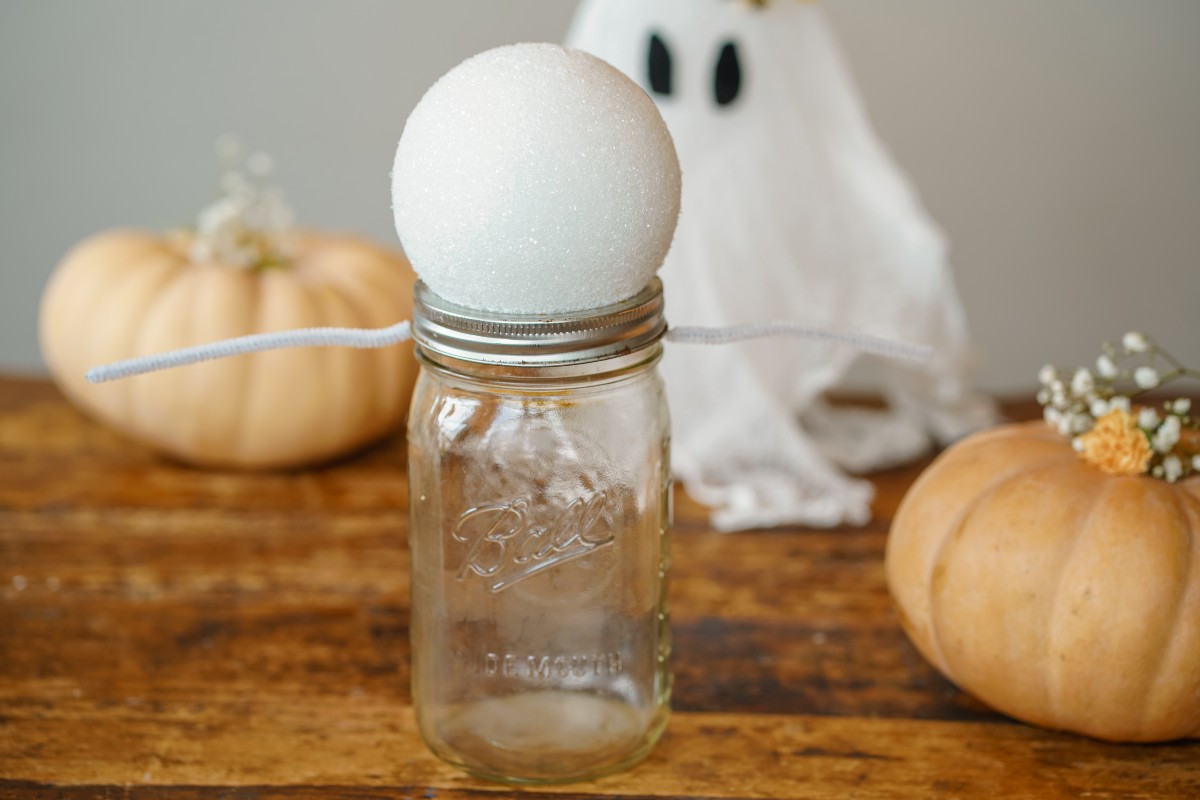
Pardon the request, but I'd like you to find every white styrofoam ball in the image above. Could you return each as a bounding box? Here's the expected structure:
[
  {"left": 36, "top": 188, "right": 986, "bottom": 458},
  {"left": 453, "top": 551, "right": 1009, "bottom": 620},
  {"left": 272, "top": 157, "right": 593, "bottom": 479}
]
[{"left": 392, "top": 43, "right": 681, "bottom": 314}]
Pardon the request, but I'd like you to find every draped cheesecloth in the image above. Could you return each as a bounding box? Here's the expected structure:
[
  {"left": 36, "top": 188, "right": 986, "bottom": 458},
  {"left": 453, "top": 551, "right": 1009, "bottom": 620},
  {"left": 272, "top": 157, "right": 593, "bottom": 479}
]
[{"left": 567, "top": 0, "right": 997, "bottom": 529}]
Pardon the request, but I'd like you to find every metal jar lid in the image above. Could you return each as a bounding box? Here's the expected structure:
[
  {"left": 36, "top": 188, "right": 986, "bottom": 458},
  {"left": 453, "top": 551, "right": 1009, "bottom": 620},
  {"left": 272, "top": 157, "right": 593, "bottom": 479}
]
[{"left": 412, "top": 278, "right": 666, "bottom": 367}]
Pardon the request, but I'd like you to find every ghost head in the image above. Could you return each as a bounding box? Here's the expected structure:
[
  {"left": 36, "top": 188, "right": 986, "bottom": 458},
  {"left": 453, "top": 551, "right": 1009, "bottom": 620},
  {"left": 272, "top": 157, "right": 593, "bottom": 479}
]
[{"left": 568, "top": 0, "right": 997, "bottom": 529}]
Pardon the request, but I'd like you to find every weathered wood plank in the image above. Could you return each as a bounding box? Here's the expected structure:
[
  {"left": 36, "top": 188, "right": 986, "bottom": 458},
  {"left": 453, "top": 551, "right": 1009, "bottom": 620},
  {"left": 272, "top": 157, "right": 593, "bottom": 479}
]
[
  {"left": 0, "top": 499, "right": 988, "bottom": 722},
  {"left": 670, "top": 618, "right": 998, "bottom": 721},
  {"left": 2, "top": 706, "right": 1196, "bottom": 799},
  {"left": 2, "top": 377, "right": 1197, "bottom": 798},
  {"left": 0, "top": 505, "right": 898, "bottom": 623},
  {"left": 0, "top": 593, "right": 989, "bottom": 724},
  {"left": 671, "top": 526, "right": 894, "bottom": 624}
]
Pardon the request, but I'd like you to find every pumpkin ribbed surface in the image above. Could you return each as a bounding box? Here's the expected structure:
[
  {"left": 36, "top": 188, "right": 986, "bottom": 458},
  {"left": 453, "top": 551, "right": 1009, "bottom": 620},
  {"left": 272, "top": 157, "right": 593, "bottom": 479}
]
[
  {"left": 887, "top": 421, "right": 1200, "bottom": 742},
  {"left": 40, "top": 229, "right": 417, "bottom": 469}
]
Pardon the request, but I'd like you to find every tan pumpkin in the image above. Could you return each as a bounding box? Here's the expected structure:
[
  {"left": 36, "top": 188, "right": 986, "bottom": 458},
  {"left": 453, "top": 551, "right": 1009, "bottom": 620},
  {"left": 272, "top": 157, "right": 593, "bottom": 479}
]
[
  {"left": 40, "top": 228, "right": 417, "bottom": 469},
  {"left": 887, "top": 421, "right": 1200, "bottom": 742}
]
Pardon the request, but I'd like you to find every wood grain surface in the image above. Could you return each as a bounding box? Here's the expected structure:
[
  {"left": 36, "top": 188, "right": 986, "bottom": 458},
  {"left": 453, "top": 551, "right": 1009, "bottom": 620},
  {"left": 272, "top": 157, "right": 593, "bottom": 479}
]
[{"left": 1, "top": 376, "right": 1196, "bottom": 799}]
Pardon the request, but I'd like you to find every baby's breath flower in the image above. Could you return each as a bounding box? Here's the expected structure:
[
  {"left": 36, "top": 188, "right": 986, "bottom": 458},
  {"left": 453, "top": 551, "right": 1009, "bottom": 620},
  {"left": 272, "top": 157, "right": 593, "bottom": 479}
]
[
  {"left": 1096, "top": 354, "right": 1119, "bottom": 379},
  {"left": 1072, "top": 437, "right": 1086, "bottom": 452},
  {"left": 220, "top": 171, "right": 251, "bottom": 197},
  {"left": 1109, "top": 395, "right": 1131, "bottom": 414},
  {"left": 1090, "top": 399, "right": 1109, "bottom": 418},
  {"left": 1152, "top": 464, "right": 1165, "bottom": 478},
  {"left": 1123, "top": 331, "right": 1149, "bottom": 354},
  {"left": 1173, "top": 398, "right": 1192, "bottom": 415},
  {"left": 247, "top": 152, "right": 274, "bottom": 177},
  {"left": 1139, "top": 408, "right": 1161, "bottom": 430},
  {"left": 1152, "top": 415, "right": 1182, "bottom": 454},
  {"left": 1163, "top": 455, "right": 1184, "bottom": 483},
  {"left": 1036, "top": 389, "right": 1050, "bottom": 405},
  {"left": 215, "top": 134, "right": 241, "bottom": 161},
  {"left": 1162, "top": 413, "right": 1182, "bottom": 437},
  {"left": 1039, "top": 365, "right": 1058, "bottom": 387},
  {"left": 191, "top": 138, "right": 292, "bottom": 270},
  {"left": 1134, "top": 367, "right": 1160, "bottom": 390},
  {"left": 1071, "top": 368, "right": 1095, "bottom": 395}
]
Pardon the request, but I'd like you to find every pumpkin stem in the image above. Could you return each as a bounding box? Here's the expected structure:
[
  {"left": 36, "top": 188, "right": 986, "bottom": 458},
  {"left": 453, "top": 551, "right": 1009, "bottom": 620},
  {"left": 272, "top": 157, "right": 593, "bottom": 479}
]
[{"left": 189, "top": 137, "right": 294, "bottom": 271}]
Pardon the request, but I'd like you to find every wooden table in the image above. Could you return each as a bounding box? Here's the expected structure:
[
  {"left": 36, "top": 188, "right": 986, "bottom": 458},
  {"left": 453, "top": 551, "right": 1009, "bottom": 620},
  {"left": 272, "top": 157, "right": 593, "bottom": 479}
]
[{"left": 0, "top": 376, "right": 1196, "bottom": 799}]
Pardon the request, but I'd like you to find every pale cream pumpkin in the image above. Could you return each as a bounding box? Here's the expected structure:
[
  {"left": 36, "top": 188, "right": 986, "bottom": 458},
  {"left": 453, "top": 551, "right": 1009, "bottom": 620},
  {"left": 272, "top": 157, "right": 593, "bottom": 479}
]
[
  {"left": 887, "top": 421, "right": 1200, "bottom": 742},
  {"left": 39, "top": 228, "right": 418, "bottom": 469}
]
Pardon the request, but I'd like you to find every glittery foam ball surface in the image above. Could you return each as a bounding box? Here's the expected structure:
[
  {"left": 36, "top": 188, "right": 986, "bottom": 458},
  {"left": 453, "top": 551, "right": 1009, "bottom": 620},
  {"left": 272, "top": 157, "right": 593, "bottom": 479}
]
[{"left": 392, "top": 43, "right": 681, "bottom": 314}]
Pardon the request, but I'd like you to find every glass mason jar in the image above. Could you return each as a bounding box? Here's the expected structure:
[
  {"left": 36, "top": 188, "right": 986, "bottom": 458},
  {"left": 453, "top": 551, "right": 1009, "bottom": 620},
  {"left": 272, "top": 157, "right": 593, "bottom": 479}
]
[{"left": 407, "top": 279, "right": 673, "bottom": 784}]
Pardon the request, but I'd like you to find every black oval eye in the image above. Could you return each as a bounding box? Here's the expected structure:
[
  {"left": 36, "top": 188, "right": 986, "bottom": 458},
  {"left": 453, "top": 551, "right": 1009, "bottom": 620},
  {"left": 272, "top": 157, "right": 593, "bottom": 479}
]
[
  {"left": 648, "top": 32, "right": 673, "bottom": 96},
  {"left": 714, "top": 40, "right": 742, "bottom": 107}
]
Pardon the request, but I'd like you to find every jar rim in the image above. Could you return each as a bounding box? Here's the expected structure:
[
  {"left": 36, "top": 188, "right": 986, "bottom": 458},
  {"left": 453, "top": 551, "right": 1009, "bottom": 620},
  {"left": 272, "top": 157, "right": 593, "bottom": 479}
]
[{"left": 412, "top": 278, "right": 666, "bottom": 367}]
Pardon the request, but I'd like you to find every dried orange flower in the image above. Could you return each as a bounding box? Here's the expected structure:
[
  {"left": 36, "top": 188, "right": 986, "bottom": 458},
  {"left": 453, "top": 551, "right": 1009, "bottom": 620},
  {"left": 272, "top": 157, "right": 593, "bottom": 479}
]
[{"left": 1077, "top": 409, "right": 1153, "bottom": 476}]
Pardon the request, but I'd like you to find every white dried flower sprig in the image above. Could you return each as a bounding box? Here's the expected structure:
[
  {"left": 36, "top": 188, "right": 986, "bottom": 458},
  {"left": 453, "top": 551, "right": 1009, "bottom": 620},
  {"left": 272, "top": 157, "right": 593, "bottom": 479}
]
[
  {"left": 189, "top": 136, "right": 295, "bottom": 270},
  {"left": 1038, "top": 332, "right": 1198, "bottom": 482}
]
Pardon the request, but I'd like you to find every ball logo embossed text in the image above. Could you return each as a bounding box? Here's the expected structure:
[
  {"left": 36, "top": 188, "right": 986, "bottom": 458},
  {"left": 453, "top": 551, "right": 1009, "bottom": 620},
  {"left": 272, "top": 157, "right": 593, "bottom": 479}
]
[{"left": 453, "top": 492, "right": 614, "bottom": 592}]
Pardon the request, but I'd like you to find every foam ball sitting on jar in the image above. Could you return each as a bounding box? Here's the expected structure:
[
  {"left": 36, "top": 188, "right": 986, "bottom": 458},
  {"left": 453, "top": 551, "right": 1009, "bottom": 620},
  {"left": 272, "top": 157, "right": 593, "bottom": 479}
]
[{"left": 391, "top": 43, "right": 682, "bottom": 315}]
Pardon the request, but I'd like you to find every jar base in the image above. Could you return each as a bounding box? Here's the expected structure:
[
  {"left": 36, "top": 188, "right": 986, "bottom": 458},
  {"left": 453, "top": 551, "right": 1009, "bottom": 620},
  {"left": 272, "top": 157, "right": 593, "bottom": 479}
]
[{"left": 427, "top": 689, "right": 668, "bottom": 784}]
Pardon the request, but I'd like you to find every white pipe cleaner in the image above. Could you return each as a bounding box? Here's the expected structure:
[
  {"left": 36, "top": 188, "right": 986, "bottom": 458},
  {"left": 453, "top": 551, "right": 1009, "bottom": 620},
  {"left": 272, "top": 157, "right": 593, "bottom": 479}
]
[{"left": 86, "top": 319, "right": 926, "bottom": 384}]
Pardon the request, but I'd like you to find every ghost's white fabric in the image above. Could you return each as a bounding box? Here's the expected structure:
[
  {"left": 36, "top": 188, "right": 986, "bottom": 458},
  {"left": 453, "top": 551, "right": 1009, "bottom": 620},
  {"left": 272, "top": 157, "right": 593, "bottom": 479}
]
[{"left": 568, "top": 0, "right": 998, "bottom": 530}]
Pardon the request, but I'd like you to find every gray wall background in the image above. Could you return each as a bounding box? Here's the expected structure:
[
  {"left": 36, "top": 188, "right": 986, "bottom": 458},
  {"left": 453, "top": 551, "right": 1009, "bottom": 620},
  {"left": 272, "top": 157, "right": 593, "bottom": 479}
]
[{"left": 2, "top": 0, "right": 1197, "bottom": 391}]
